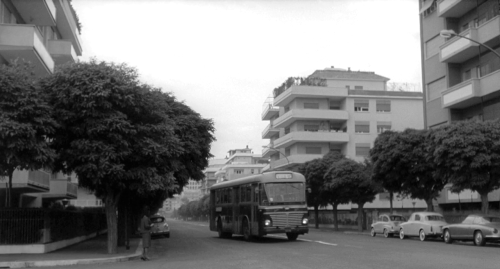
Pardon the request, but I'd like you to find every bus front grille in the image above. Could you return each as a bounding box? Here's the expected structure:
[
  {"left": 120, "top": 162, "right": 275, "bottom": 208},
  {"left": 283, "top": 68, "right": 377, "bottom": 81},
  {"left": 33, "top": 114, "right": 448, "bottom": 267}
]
[{"left": 269, "top": 213, "right": 303, "bottom": 227}]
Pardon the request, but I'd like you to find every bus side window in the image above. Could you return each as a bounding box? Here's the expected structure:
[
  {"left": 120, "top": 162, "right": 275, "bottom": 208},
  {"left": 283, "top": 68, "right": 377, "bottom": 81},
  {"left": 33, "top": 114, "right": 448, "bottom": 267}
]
[
  {"left": 215, "top": 190, "right": 220, "bottom": 204},
  {"left": 228, "top": 188, "right": 232, "bottom": 204},
  {"left": 234, "top": 187, "right": 238, "bottom": 203},
  {"left": 253, "top": 184, "right": 258, "bottom": 202}
]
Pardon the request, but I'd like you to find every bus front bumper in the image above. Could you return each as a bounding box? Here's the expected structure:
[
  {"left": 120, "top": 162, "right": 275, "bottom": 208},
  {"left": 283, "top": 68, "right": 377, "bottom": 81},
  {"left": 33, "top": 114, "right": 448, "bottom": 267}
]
[{"left": 262, "top": 226, "right": 309, "bottom": 235}]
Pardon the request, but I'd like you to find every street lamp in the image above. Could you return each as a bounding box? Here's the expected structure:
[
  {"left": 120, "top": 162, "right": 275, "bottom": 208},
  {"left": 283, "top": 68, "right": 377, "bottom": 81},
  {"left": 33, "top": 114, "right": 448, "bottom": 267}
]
[
  {"left": 440, "top": 29, "right": 500, "bottom": 59},
  {"left": 262, "top": 145, "right": 290, "bottom": 166}
]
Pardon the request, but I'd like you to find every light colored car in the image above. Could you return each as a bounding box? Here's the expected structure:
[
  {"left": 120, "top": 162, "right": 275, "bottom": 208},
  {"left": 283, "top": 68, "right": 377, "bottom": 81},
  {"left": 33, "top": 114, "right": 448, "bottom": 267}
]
[
  {"left": 150, "top": 215, "right": 170, "bottom": 238},
  {"left": 370, "top": 214, "right": 406, "bottom": 238},
  {"left": 443, "top": 214, "right": 500, "bottom": 246},
  {"left": 399, "top": 212, "right": 447, "bottom": 241}
]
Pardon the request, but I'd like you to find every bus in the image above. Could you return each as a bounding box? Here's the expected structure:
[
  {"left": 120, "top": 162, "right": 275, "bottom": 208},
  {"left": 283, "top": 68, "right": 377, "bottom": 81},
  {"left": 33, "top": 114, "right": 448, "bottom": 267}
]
[{"left": 209, "top": 171, "right": 309, "bottom": 241}]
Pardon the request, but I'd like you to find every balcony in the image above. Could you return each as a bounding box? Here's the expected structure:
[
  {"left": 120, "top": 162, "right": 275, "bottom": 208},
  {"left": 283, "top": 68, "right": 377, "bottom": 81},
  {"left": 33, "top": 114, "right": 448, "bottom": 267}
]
[
  {"left": 12, "top": 0, "right": 56, "bottom": 26},
  {"left": 48, "top": 40, "right": 77, "bottom": 65},
  {"left": 273, "top": 109, "right": 348, "bottom": 129},
  {"left": 273, "top": 131, "right": 349, "bottom": 149},
  {"left": 438, "top": 0, "right": 477, "bottom": 18},
  {"left": 42, "top": 180, "right": 78, "bottom": 199},
  {"left": 54, "top": 0, "right": 83, "bottom": 55},
  {"left": 440, "top": 16, "right": 500, "bottom": 63},
  {"left": 262, "top": 143, "right": 278, "bottom": 158},
  {"left": 262, "top": 103, "right": 279, "bottom": 121},
  {"left": 262, "top": 122, "right": 279, "bottom": 139},
  {"left": 274, "top": 85, "right": 348, "bottom": 107},
  {"left": 0, "top": 24, "right": 54, "bottom": 76},
  {"left": 0, "top": 170, "right": 51, "bottom": 194},
  {"left": 442, "top": 70, "right": 500, "bottom": 108},
  {"left": 271, "top": 154, "right": 324, "bottom": 170}
]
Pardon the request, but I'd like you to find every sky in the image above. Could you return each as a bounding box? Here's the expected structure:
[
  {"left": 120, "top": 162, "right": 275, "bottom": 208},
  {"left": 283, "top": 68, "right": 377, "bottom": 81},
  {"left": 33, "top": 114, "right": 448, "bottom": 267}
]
[{"left": 72, "top": 0, "right": 422, "bottom": 160}]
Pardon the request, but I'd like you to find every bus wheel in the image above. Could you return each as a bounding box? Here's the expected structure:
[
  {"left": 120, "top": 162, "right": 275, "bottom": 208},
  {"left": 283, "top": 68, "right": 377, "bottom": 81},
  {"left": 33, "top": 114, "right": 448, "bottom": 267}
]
[
  {"left": 286, "top": 232, "right": 298, "bottom": 241},
  {"left": 242, "top": 220, "right": 252, "bottom": 241}
]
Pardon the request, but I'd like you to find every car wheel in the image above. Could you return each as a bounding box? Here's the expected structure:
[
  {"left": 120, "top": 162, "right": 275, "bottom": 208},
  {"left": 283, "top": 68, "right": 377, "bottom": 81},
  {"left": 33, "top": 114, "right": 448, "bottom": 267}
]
[
  {"left": 419, "top": 230, "right": 426, "bottom": 242},
  {"left": 399, "top": 229, "right": 405, "bottom": 240},
  {"left": 443, "top": 229, "right": 452, "bottom": 244},
  {"left": 242, "top": 220, "right": 252, "bottom": 241},
  {"left": 474, "top": 231, "right": 486, "bottom": 246},
  {"left": 166, "top": 234, "right": 170, "bottom": 239},
  {"left": 383, "top": 229, "right": 390, "bottom": 238},
  {"left": 370, "top": 228, "right": 376, "bottom": 237},
  {"left": 286, "top": 232, "right": 298, "bottom": 241}
]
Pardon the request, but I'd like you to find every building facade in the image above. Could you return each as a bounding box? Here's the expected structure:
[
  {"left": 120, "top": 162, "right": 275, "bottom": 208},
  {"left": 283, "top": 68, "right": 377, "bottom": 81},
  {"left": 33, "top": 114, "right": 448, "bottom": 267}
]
[
  {"left": 214, "top": 147, "right": 269, "bottom": 183},
  {"left": 419, "top": 0, "right": 500, "bottom": 207},
  {"left": 0, "top": 0, "right": 85, "bottom": 208},
  {"left": 261, "top": 67, "right": 427, "bottom": 213}
]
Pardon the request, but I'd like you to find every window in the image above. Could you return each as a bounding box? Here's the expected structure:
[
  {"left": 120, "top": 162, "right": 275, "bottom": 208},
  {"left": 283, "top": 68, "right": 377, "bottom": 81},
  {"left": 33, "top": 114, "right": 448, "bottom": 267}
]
[
  {"left": 475, "top": 3, "right": 499, "bottom": 27},
  {"left": 463, "top": 69, "right": 471, "bottom": 81},
  {"left": 0, "top": 2, "right": 17, "bottom": 24},
  {"left": 479, "top": 57, "right": 500, "bottom": 77},
  {"left": 354, "top": 86, "right": 363, "bottom": 90},
  {"left": 422, "top": 0, "right": 437, "bottom": 18},
  {"left": 284, "top": 106, "right": 290, "bottom": 113},
  {"left": 377, "top": 122, "right": 391, "bottom": 133},
  {"left": 304, "top": 125, "right": 319, "bottom": 132},
  {"left": 461, "top": 22, "right": 470, "bottom": 33},
  {"left": 376, "top": 100, "right": 391, "bottom": 112},
  {"left": 355, "top": 121, "right": 370, "bottom": 133},
  {"left": 285, "top": 148, "right": 291, "bottom": 156},
  {"left": 235, "top": 169, "right": 243, "bottom": 174},
  {"left": 415, "top": 214, "right": 421, "bottom": 221},
  {"left": 251, "top": 169, "right": 254, "bottom": 174},
  {"left": 425, "top": 35, "right": 444, "bottom": 59},
  {"left": 304, "top": 103, "right": 319, "bottom": 109},
  {"left": 355, "top": 143, "right": 370, "bottom": 157},
  {"left": 285, "top": 127, "right": 290, "bottom": 134},
  {"left": 345, "top": 85, "right": 350, "bottom": 90},
  {"left": 354, "top": 99, "right": 369, "bottom": 112},
  {"left": 305, "top": 147, "right": 321, "bottom": 154},
  {"left": 240, "top": 185, "right": 252, "bottom": 202},
  {"left": 427, "top": 77, "right": 445, "bottom": 101},
  {"left": 329, "top": 101, "right": 340, "bottom": 110}
]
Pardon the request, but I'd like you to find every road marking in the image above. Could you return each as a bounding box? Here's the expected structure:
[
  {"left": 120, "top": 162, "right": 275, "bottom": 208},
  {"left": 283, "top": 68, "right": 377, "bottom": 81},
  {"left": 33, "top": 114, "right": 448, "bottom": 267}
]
[{"left": 315, "top": 241, "right": 338, "bottom": 246}]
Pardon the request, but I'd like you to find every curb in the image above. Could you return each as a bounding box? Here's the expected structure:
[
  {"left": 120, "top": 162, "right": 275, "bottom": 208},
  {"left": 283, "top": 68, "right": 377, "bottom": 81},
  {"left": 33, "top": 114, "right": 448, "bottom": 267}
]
[
  {"left": 0, "top": 240, "right": 143, "bottom": 268},
  {"left": 343, "top": 231, "right": 371, "bottom": 236}
]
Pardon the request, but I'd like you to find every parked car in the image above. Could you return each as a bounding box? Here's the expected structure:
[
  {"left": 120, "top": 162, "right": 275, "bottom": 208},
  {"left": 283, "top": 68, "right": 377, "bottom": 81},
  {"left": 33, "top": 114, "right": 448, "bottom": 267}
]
[
  {"left": 399, "top": 212, "right": 447, "bottom": 241},
  {"left": 442, "top": 214, "right": 500, "bottom": 246},
  {"left": 370, "top": 214, "right": 406, "bottom": 238},
  {"left": 150, "top": 214, "right": 170, "bottom": 238}
]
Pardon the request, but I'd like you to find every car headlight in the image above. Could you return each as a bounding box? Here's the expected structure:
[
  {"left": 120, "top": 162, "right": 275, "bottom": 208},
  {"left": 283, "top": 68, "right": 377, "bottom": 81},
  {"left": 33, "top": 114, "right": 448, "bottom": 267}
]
[
  {"left": 264, "top": 219, "right": 272, "bottom": 226},
  {"left": 302, "top": 218, "right": 309, "bottom": 225}
]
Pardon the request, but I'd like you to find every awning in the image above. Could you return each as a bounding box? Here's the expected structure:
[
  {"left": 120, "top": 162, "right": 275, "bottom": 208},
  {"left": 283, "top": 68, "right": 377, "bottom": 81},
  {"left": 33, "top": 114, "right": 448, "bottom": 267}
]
[{"left": 419, "top": 0, "right": 435, "bottom": 14}]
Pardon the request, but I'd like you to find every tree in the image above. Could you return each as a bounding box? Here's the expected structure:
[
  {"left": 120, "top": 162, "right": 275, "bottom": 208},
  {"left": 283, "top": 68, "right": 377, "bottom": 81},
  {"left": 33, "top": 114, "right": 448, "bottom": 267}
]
[
  {"left": 370, "top": 130, "right": 402, "bottom": 213},
  {"left": 0, "top": 62, "right": 57, "bottom": 207},
  {"left": 40, "top": 60, "right": 215, "bottom": 253},
  {"left": 431, "top": 120, "right": 500, "bottom": 214},
  {"left": 371, "top": 129, "right": 447, "bottom": 211},
  {"left": 299, "top": 157, "right": 329, "bottom": 229},
  {"left": 326, "top": 159, "right": 379, "bottom": 232}
]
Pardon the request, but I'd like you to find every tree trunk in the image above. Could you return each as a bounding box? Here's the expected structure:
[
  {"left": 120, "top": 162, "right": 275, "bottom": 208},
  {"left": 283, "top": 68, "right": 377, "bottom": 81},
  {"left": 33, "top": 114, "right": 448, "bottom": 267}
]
[
  {"left": 7, "top": 170, "right": 13, "bottom": 208},
  {"left": 357, "top": 203, "right": 364, "bottom": 232},
  {"left": 314, "top": 205, "right": 319, "bottom": 229},
  {"left": 117, "top": 204, "right": 125, "bottom": 247},
  {"left": 332, "top": 203, "right": 339, "bottom": 231},
  {"left": 425, "top": 197, "right": 434, "bottom": 212},
  {"left": 105, "top": 199, "right": 118, "bottom": 254},
  {"left": 479, "top": 191, "right": 489, "bottom": 215},
  {"left": 389, "top": 192, "right": 393, "bottom": 214}
]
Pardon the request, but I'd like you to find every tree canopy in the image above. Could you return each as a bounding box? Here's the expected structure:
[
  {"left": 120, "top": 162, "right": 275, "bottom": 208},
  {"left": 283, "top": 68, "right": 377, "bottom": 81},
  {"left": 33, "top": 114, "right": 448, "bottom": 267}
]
[{"left": 0, "top": 62, "right": 57, "bottom": 207}]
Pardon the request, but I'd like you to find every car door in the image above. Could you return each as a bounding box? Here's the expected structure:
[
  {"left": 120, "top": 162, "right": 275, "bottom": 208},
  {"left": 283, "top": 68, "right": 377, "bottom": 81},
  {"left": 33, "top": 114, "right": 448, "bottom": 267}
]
[
  {"left": 374, "top": 216, "right": 383, "bottom": 233},
  {"left": 456, "top": 216, "right": 474, "bottom": 239},
  {"left": 405, "top": 214, "right": 416, "bottom": 236}
]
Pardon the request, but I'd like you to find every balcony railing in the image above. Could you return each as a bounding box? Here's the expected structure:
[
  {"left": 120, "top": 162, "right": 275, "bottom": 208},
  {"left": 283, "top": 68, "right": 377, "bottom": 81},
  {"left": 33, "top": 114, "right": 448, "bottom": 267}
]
[
  {"left": 28, "top": 170, "right": 51, "bottom": 189},
  {"left": 273, "top": 109, "right": 348, "bottom": 129},
  {"left": 273, "top": 131, "right": 349, "bottom": 149},
  {"left": 438, "top": 0, "right": 478, "bottom": 18},
  {"left": 274, "top": 85, "right": 348, "bottom": 107}
]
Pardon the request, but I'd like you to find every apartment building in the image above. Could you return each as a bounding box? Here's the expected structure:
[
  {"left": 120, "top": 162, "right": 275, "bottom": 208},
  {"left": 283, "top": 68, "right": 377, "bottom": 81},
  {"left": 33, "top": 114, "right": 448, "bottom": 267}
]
[
  {"left": 214, "top": 147, "right": 269, "bottom": 183},
  {"left": 261, "top": 67, "right": 427, "bottom": 213},
  {"left": 200, "top": 158, "right": 226, "bottom": 195},
  {"left": 0, "top": 0, "right": 84, "bottom": 208},
  {"left": 420, "top": 0, "right": 500, "bottom": 208}
]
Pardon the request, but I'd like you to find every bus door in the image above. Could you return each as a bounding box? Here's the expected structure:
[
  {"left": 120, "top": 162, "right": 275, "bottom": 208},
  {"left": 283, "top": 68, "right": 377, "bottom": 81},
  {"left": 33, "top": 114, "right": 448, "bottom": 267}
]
[
  {"left": 251, "top": 183, "right": 259, "bottom": 234},
  {"left": 232, "top": 187, "right": 239, "bottom": 232}
]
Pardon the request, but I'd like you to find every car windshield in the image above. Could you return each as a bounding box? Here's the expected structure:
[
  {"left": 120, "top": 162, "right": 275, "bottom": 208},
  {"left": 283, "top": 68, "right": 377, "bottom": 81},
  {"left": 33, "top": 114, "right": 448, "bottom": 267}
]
[
  {"left": 426, "top": 215, "right": 444, "bottom": 221},
  {"left": 262, "top": 183, "right": 305, "bottom": 205},
  {"left": 150, "top": 216, "right": 165, "bottom": 223},
  {"left": 390, "top": 216, "right": 405, "bottom": 221}
]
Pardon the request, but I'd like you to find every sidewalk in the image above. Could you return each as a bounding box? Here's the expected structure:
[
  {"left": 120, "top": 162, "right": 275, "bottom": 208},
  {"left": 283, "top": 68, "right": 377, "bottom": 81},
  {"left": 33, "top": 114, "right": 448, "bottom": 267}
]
[
  {"left": 308, "top": 224, "right": 371, "bottom": 235},
  {"left": 0, "top": 234, "right": 142, "bottom": 268}
]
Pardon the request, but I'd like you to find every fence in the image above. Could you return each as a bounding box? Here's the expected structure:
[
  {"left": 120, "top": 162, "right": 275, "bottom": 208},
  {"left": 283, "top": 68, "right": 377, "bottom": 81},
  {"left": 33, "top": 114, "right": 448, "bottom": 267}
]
[{"left": 0, "top": 208, "right": 106, "bottom": 245}]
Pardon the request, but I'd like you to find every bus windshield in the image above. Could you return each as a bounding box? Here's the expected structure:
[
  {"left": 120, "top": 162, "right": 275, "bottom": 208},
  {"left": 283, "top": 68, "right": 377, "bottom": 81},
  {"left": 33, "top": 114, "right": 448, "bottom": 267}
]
[{"left": 261, "top": 183, "right": 305, "bottom": 205}]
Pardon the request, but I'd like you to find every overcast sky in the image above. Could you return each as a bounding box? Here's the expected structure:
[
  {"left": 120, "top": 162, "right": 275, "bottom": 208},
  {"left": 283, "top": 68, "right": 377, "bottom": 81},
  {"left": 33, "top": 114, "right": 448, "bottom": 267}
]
[{"left": 72, "top": 0, "right": 422, "bottom": 159}]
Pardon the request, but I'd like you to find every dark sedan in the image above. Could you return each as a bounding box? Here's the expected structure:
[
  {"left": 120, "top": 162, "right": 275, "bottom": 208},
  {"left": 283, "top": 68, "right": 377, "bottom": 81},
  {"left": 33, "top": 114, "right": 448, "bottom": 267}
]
[{"left": 442, "top": 214, "right": 500, "bottom": 246}]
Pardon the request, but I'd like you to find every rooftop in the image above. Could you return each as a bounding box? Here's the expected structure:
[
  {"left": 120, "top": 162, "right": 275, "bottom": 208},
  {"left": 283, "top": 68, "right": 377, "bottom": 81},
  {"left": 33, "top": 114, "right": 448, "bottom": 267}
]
[{"left": 309, "top": 67, "right": 390, "bottom": 82}]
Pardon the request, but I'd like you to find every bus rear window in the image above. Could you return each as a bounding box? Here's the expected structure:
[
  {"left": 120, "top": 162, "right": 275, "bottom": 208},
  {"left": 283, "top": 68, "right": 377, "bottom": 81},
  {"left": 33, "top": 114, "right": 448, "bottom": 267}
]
[{"left": 262, "top": 183, "right": 305, "bottom": 205}]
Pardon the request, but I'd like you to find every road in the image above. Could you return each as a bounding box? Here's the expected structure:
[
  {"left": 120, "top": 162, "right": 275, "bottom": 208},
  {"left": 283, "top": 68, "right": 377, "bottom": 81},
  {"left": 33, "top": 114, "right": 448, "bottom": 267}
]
[{"left": 51, "top": 219, "right": 500, "bottom": 269}]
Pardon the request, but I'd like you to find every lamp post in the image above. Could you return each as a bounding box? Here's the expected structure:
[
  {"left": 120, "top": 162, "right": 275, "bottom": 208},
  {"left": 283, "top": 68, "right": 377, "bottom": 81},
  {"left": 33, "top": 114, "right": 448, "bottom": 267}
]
[
  {"left": 262, "top": 145, "right": 290, "bottom": 167},
  {"left": 440, "top": 29, "right": 500, "bottom": 59}
]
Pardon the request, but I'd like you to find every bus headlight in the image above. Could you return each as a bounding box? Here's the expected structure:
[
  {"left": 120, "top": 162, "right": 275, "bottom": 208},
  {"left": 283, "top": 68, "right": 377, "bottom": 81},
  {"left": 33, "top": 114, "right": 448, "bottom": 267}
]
[
  {"left": 302, "top": 218, "right": 309, "bottom": 225},
  {"left": 264, "top": 219, "right": 272, "bottom": 226}
]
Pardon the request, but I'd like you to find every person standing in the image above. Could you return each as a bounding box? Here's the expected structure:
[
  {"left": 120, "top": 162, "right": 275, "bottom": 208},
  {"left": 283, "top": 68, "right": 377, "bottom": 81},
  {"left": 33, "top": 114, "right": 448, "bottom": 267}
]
[{"left": 140, "top": 206, "right": 152, "bottom": 261}]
